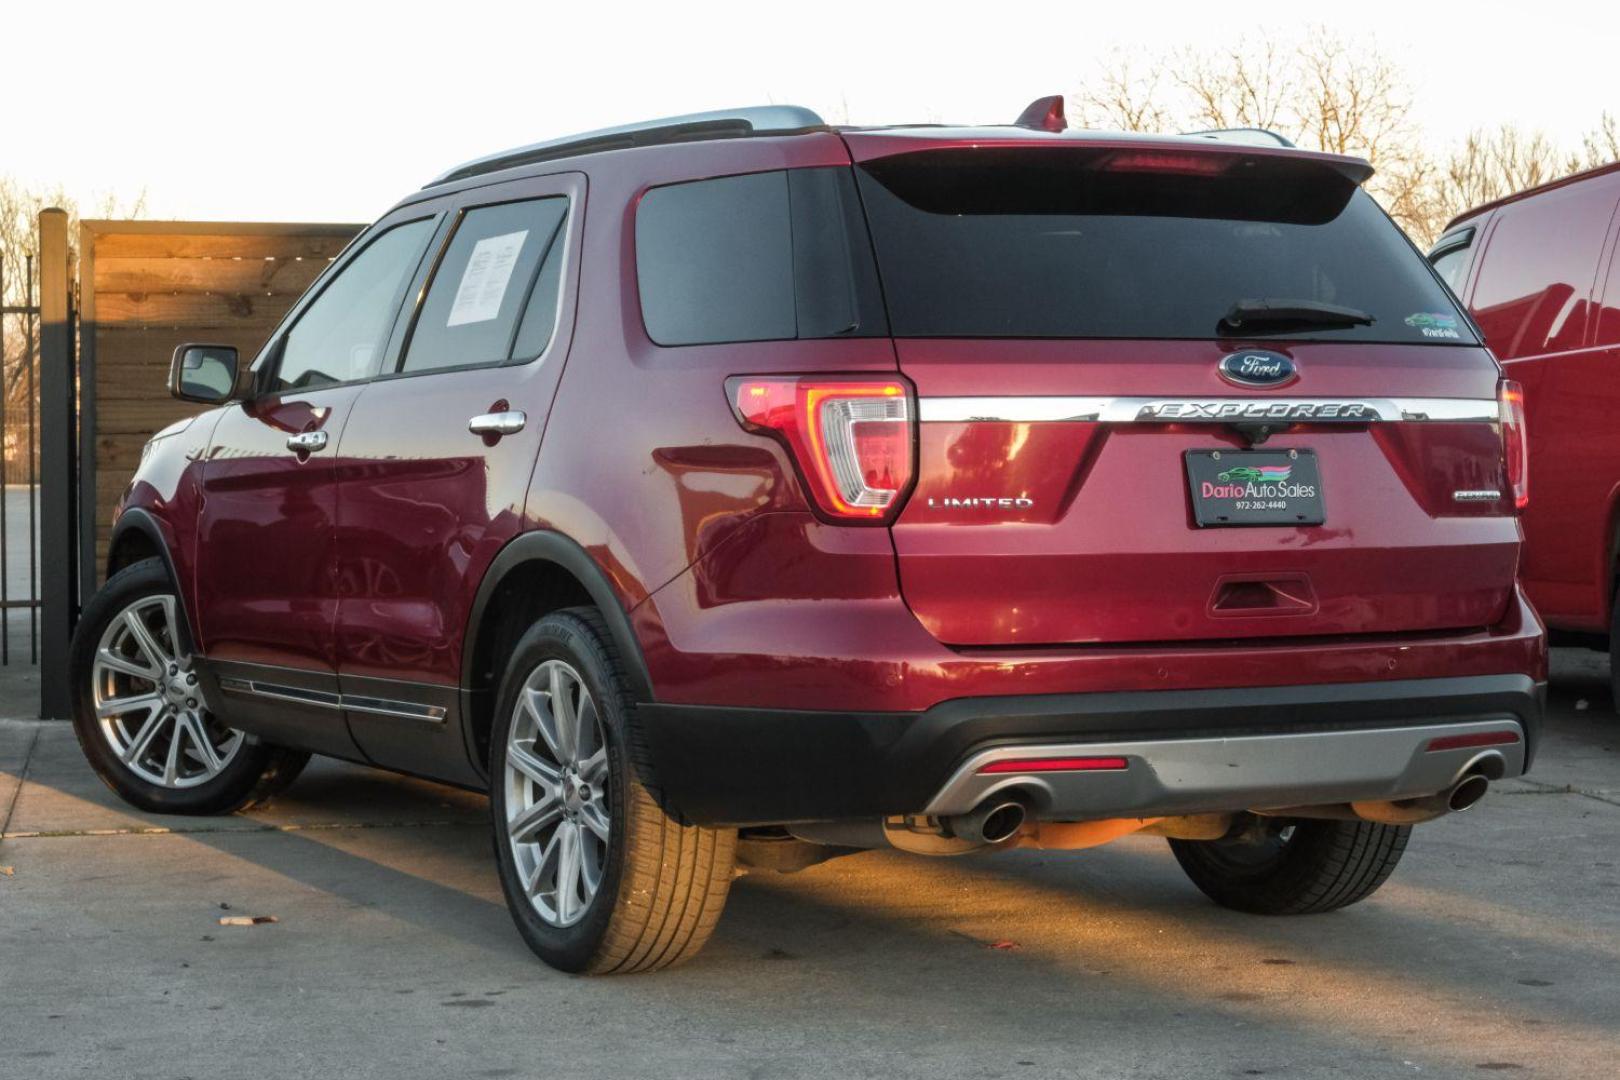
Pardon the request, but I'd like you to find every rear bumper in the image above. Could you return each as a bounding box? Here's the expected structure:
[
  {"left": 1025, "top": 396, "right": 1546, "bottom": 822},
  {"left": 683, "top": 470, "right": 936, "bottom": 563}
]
[
  {"left": 924, "top": 719, "right": 1526, "bottom": 818},
  {"left": 637, "top": 673, "right": 1545, "bottom": 827}
]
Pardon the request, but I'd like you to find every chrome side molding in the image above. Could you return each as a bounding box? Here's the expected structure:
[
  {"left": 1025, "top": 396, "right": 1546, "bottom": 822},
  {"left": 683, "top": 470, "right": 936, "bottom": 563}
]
[{"left": 218, "top": 677, "right": 447, "bottom": 723}]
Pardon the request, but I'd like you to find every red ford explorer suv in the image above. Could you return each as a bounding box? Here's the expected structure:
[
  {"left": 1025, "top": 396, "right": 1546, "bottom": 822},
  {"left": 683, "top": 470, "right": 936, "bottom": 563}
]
[
  {"left": 70, "top": 100, "right": 1545, "bottom": 974},
  {"left": 1429, "top": 162, "right": 1620, "bottom": 702}
]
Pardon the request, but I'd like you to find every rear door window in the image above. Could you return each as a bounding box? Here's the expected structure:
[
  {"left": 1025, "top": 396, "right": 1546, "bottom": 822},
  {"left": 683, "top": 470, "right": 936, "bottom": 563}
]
[
  {"left": 401, "top": 197, "right": 569, "bottom": 374},
  {"left": 636, "top": 168, "right": 886, "bottom": 345},
  {"left": 854, "top": 147, "right": 1476, "bottom": 345}
]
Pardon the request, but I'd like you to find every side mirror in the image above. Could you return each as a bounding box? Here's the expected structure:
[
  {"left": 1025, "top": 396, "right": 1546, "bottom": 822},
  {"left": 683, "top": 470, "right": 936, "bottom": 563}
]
[{"left": 169, "top": 344, "right": 240, "bottom": 404}]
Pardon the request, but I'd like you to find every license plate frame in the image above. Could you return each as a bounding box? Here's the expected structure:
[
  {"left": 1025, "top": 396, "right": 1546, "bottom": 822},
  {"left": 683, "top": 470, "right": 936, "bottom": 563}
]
[{"left": 1185, "top": 449, "right": 1325, "bottom": 527}]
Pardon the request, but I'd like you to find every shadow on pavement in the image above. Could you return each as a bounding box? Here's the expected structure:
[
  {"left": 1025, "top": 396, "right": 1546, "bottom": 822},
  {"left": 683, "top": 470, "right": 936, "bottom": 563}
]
[{"left": 4, "top": 649, "right": 1618, "bottom": 1078}]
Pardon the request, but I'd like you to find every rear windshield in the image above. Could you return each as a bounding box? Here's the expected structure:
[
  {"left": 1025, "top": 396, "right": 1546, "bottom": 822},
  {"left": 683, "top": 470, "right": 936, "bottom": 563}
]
[{"left": 854, "top": 148, "right": 1476, "bottom": 344}]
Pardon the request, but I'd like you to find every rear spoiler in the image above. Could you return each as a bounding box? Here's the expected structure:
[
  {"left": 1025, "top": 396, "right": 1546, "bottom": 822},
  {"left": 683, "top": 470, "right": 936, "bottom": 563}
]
[{"left": 996, "top": 96, "right": 1368, "bottom": 184}]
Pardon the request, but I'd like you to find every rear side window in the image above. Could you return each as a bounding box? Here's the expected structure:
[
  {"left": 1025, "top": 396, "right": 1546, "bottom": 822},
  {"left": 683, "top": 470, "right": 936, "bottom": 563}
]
[
  {"left": 854, "top": 148, "right": 1477, "bottom": 345},
  {"left": 636, "top": 168, "right": 886, "bottom": 346},
  {"left": 1428, "top": 227, "right": 1476, "bottom": 293},
  {"left": 402, "top": 197, "right": 569, "bottom": 374}
]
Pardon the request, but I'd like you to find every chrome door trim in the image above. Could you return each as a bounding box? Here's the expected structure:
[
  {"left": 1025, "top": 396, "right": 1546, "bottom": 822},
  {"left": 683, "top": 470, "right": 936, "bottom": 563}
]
[
  {"left": 218, "top": 677, "right": 447, "bottom": 723},
  {"left": 917, "top": 396, "right": 1499, "bottom": 424},
  {"left": 342, "top": 695, "right": 450, "bottom": 722},
  {"left": 219, "top": 677, "right": 342, "bottom": 709}
]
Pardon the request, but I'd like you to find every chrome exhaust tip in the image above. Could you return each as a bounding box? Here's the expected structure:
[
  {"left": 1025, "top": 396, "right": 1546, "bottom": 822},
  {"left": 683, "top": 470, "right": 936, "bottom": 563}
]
[
  {"left": 1262, "top": 768, "right": 1497, "bottom": 826},
  {"left": 947, "top": 796, "right": 1029, "bottom": 845},
  {"left": 1447, "top": 772, "right": 1490, "bottom": 813}
]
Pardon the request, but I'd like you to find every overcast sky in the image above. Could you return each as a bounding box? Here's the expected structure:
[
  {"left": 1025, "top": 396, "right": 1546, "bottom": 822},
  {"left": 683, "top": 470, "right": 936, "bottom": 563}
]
[{"left": 6, "top": 0, "right": 1616, "bottom": 224}]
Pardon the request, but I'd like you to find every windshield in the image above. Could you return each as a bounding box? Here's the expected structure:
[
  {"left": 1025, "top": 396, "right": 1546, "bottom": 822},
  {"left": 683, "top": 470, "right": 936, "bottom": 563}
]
[{"left": 854, "top": 148, "right": 1475, "bottom": 344}]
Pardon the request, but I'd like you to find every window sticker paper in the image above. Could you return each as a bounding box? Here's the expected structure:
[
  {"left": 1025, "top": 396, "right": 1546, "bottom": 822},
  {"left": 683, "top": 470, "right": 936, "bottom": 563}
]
[{"left": 446, "top": 230, "right": 528, "bottom": 327}]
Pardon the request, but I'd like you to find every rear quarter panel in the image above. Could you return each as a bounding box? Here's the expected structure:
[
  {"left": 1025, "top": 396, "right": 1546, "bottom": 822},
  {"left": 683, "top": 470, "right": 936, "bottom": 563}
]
[{"left": 520, "top": 134, "right": 898, "bottom": 615}]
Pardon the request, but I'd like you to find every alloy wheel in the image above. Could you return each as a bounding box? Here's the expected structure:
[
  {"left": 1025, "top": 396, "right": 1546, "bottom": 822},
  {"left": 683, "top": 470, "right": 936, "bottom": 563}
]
[
  {"left": 504, "top": 658, "right": 611, "bottom": 927},
  {"left": 91, "top": 594, "right": 243, "bottom": 788}
]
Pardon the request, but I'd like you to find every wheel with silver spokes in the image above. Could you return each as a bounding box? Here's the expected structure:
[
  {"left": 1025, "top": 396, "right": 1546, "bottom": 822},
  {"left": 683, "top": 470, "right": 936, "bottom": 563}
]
[
  {"left": 69, "top": 558, "right": 310, "bottom": 814},
  {"left": 504, "top": 659, "right": 611, "bottom": 927},
  {"left": 92, "top": 594, "right": 243, "bottom": 788},
  {"left": 490, "top": 607, "right": 737, "bottom": 974}
]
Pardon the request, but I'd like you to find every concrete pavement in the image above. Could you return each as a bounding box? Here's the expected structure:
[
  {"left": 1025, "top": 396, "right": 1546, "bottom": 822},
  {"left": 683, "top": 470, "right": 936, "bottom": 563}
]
[{"left": 2, "top": 650, "right": 1616, "bottom": 1079}]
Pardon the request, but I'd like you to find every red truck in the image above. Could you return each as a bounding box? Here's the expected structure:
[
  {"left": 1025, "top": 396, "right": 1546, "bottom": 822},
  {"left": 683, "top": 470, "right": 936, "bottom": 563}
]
[{"left": 1432, "top": 162, "right": 1620, "bottom": 701}]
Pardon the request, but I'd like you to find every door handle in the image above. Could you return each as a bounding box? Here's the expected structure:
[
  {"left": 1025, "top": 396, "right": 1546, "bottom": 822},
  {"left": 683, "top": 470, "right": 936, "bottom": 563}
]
[
  {"left": 286, "top": 430, "right": 329, "bottom": 453},
  {"left": 468, "top": 410, "right": 527, "bottom": 437}
]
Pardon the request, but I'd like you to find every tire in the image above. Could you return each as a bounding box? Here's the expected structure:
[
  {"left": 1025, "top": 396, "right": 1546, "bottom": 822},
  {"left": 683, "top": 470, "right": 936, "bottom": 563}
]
[
  {"left": 1609, "top": 583, "right": 1620, "bottom": 713},
  {"left": 68, "top": 558, "right": 311, "bottom": 815},
  {"left": 489, "top": 607, "right": 736, "bottom": 974},
  {"left": 1168, "top": 816, "right": 1410, "bottom": 915}
]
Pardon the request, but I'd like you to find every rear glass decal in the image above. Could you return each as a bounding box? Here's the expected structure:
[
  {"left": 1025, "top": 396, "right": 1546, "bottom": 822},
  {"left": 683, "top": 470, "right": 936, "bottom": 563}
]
[
  {"left": 447, "top": 229, "right": 528, "bottom": 327},
  {"left": 1404, "top": 312, "right": 1460, "bottom": 339}
]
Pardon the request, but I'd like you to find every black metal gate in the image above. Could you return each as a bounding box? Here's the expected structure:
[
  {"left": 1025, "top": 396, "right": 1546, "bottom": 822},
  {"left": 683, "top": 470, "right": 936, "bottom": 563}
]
[
  {"left": 0, "top": 208, "right": 77, "bottom": 717},
  {"left": 0, "top": 250, "right": 44, "bottom": 667}
]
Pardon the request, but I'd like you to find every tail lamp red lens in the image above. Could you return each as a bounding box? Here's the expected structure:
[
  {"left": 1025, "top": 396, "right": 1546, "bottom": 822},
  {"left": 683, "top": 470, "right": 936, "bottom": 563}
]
[
  {"left": 977, "top": 756, "right": 1129, "bottom": 775},
  {"left": 1499, "top": 379, "right": 1528, "bottom": 510},
  {"left": 727, "top": 376, "right": 915, "bottom": 523}
]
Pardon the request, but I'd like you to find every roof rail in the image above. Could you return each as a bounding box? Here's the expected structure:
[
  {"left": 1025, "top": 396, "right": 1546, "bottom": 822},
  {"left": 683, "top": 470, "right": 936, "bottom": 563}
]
[
  {"left": 426, "top": 105, "right": 828, "bottom": 187},
  {"left": 1182, "top": 127, "right": 1296, "bottom": 149}
]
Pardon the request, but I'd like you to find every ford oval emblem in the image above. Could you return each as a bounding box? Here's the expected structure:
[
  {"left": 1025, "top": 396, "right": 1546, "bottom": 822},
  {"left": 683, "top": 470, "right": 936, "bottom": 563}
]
[{"left": 1219, "top": 350, "right": 1297, "bottom": 388}]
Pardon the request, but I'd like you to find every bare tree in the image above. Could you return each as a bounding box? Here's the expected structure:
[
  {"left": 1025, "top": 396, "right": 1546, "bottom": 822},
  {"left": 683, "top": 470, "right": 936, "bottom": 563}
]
[
  {"left": 1292, "top": 30, "right": 1413, "bottom": 159},
  {"left": 1576, "top": 112, "right": 1619, "bottom": 170},
  {"left": 1172, "top": 41, "right": 1292, "bottom": 134},
  {"left": 0, "top": 177, "right": 146, "bottom": 309},
  {"left": 1, "top": 177, "right": 145, "bottom": 466},
  {"left": 1074, "top": 50, "right": 1173, "bottom": 133},
  {"left": 1284, "top": 30, "right": 1452, "bottom": 241},
  {"left": 1074, "top": 31, "right": 1620, "bottom": 247},
  {"left": 1439, "top": 126, "right": 1564, "bottom": 215}
]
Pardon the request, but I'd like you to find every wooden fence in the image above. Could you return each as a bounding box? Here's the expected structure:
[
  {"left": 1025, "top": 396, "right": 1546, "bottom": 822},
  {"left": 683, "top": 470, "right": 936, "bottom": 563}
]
[{"left": 77, "top": 220, "right": 362, "bottom": 590}]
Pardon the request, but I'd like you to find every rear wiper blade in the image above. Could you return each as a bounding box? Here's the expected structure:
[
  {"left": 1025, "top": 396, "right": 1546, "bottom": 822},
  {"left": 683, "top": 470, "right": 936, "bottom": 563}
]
[{"left": 1219, "top": 298, "right": 1375, "bottom": 335}]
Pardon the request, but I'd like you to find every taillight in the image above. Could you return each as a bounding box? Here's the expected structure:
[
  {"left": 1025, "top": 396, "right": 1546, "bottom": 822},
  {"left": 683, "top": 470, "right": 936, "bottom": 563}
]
[
  {"left": 727, "top": 376, "right": 915, "bottom": 523},
  {"left": 1101, "top": 150, "right": 1233, "bottom": 176},
  {"left": 1499, "top": 379, "right": 1528, "bottom": 511}
]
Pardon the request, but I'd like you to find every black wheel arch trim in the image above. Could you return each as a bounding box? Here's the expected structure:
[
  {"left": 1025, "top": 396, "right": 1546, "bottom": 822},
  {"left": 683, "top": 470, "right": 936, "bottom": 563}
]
[
  {"left": 460, "top": 528, "right": 655, "bottom": 710},
  {"left": 105, "top": 508, "right": 199, "bottom": 653}
]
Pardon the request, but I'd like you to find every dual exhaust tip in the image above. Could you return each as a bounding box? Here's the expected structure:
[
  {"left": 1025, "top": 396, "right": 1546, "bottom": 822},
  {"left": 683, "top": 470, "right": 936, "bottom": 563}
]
[{"left": 948, "top": 769, "right": 1494, "bottom": 845}]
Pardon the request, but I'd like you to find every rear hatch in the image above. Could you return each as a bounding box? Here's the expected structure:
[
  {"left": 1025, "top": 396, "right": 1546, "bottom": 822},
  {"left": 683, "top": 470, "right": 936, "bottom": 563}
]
[{"left": 847, "top": 137, "right": 1520, "bottom": 646}]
